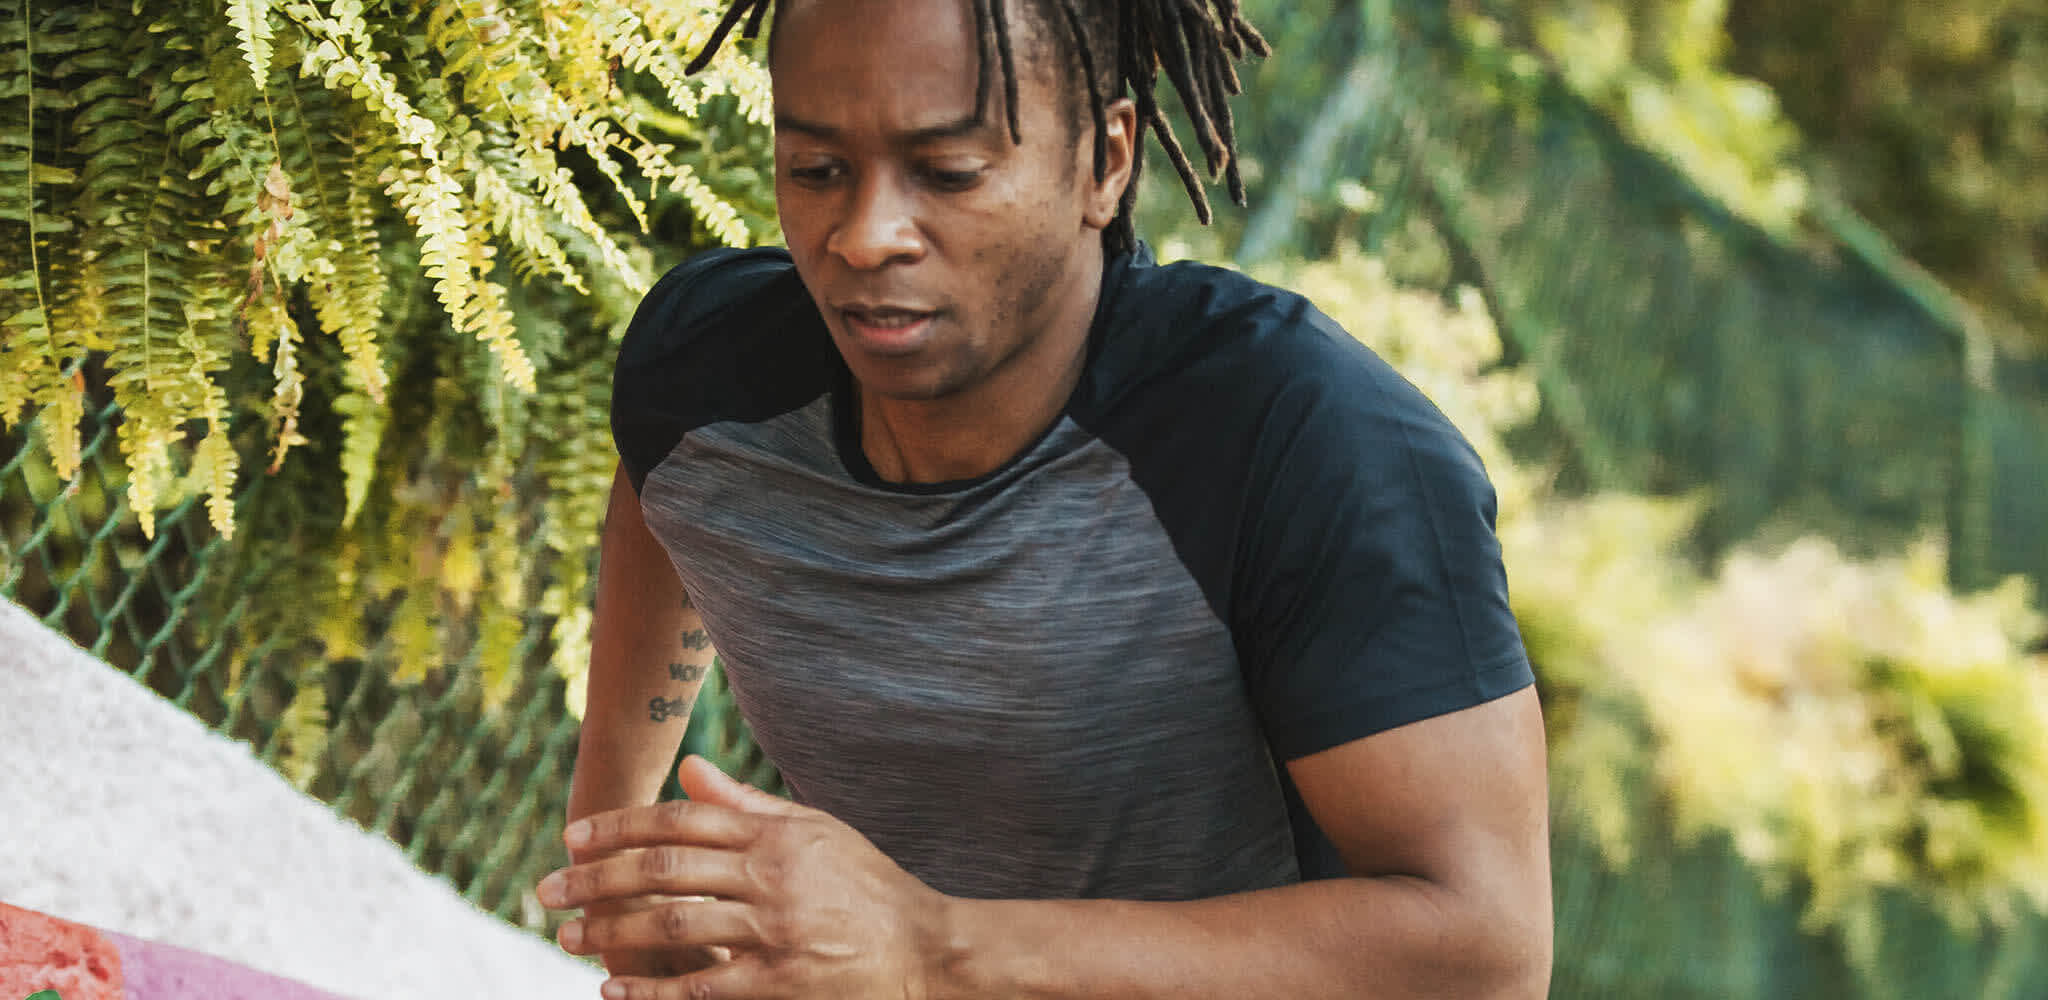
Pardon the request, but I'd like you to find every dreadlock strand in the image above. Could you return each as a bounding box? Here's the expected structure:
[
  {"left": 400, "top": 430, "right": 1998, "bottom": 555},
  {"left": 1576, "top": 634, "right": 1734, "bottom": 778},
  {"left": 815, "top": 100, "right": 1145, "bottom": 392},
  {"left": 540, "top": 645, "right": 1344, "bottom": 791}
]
[
  {"left": 1145, "top": 101, "right": 1212, "bottom": 224},
  {"left": 971, "top": 0, "right": 996, "bottom": 129},
  {"left": 684, "top": 0, "right": 1266, "bottom": 239},
  {"left": 1211, "top": 39, "right": 1245, "bottom": 95},
  {"left": 1230, "top": 6, "right": 1271, "bottom": 57},
  {"left": 1125, "top": 0, "right": 1165, "bottom": 96},
  {"left": 1055, "top": 0, "right": 1109, "bottom": 178},
  {"left": 991, "top": 0, "right": 1024, "bottom": 142},
  {"left": 1202, "top": 54, "right": 1248, "bottom": 205},
  {"left": 1114, "top": 0, "right": 1212, "bottom": 220},
  {"left": 742, "top": 0, "right": 772, "bottom": 39},
  {"left": 1160, "top": 5, "right": 1227, "bottom": 177},
  {"left": 685, "top": 0, "right": 766, "bottom": 75},
  {"left": 1208, "top": 0, "right": 1244, "bottom": 57}
]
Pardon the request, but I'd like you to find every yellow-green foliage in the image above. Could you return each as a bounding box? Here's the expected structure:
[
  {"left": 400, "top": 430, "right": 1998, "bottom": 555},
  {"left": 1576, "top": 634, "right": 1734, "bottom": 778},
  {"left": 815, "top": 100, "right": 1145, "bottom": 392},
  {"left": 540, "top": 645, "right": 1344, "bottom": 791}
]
[
  {"left": 1452, "top": 0, "right": 1809, "bottom": 234},
  {"left": 1271, "top": 247, "right": 2048, "bottom": 946},
  {"left": 1648, "top": 540, "right": 2046, "bottom": 921},
  {"left": 2, "top": 0, "right": 769, "bottom": 538},
  {"left": 3, "top": 0, "right": 774, "bottom": 713},
  {"left": 1524, "top": 501, "right": 2048, "bottom": 958}
]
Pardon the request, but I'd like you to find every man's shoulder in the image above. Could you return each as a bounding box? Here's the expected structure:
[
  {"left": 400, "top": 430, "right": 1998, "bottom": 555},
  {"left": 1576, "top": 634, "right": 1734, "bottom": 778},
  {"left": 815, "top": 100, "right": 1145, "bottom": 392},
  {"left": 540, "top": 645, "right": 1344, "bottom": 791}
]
[
  {"left": 611, "top": 247, "right": 836, "bottom": 493},
  {"left": 1088, "top": 252, "right": 1437, "bottom": 437},
  {"left": 617, "top": 246, "right": 804, "bottom": 368}
]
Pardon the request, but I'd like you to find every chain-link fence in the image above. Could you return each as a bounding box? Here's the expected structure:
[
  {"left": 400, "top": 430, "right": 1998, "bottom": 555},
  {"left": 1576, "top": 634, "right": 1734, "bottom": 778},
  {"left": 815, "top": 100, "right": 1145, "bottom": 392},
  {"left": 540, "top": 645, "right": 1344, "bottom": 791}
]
[
  {"left": 0, "top": 399, "right": 772, "bottom": 934},
  {"left": 1344, "top": 8, "right": 2048, "bottom": 996},
  {"left": 1310, "top": 3, "right": 2048, "bottom": 598}
]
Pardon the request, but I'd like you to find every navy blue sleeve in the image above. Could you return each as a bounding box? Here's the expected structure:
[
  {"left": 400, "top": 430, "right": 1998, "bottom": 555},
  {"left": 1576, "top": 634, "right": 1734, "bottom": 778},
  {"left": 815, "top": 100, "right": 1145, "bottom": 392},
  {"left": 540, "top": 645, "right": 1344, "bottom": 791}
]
[
  {"left": 1235, "top": 308, "right": 1534, "bottom": 762},
  {"left": 611, "top": 247, "right": 835, "bottom": 495}
]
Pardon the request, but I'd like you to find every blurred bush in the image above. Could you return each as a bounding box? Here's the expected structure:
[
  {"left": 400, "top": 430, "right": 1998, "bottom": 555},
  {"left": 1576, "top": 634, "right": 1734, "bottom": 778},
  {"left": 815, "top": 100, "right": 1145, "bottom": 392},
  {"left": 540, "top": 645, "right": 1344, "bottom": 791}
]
[{"left": 1257, "top": 246, "right": 2048, "bottom": 980}]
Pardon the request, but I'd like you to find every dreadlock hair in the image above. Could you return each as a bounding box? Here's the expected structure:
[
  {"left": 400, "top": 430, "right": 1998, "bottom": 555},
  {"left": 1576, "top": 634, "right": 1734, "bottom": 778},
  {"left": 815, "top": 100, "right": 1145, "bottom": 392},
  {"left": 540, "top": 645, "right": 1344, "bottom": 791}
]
[{"left": 685, "top": 0, "right": 1270, "bottom": 256}]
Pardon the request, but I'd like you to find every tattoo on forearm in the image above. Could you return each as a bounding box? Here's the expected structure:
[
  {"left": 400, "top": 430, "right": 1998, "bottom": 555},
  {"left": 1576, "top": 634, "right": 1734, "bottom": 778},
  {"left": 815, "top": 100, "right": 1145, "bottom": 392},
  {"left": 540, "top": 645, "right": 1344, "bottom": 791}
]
[
  {"left": 648, "top": 695, "right": 690, "bottom": 723},
  {"left": 679, "top": 629, "right": 712, "bottom": 651},
  {"left": 668, "top": 663, "right": 705, "bottom": 683}
]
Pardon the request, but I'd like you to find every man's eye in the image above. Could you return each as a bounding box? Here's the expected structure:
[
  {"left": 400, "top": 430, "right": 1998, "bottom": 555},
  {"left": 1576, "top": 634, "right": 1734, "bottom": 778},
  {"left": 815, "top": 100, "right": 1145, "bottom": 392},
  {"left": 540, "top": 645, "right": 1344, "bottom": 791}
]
[
  {"left": 789, "top": 164, "right": 842, "bottom": 185},
  {"left": 922, "top": 167, "right": 982, "bottom": 191}
]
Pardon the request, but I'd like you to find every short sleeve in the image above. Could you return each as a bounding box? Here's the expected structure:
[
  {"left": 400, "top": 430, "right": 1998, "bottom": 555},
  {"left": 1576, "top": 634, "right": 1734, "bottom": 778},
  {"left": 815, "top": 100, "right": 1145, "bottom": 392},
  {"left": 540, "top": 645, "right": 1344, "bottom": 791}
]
[
  {"left": 611, "top": 247, "right": 833, "bottom": 495},
  {"left": 1234, "top": 341, "right": 1534, "bottom": 762}
]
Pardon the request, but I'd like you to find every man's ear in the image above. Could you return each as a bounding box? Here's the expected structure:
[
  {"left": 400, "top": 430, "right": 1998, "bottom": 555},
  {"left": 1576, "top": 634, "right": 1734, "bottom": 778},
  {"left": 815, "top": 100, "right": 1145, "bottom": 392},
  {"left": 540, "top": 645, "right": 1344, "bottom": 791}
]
[{"left": 1084, "top": 98, "right": 1138, "bottom": 231}]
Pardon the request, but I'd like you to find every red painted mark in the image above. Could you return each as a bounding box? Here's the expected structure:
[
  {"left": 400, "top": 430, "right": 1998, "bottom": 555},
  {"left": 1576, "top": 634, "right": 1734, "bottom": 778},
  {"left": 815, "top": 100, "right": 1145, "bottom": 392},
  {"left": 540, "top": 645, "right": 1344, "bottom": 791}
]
[
  {"left": 0, "top": 902, "right": 124, "bottom": 1000},
  {"left": 1, "top": 903, "right": 347, "bottom": 1000}
]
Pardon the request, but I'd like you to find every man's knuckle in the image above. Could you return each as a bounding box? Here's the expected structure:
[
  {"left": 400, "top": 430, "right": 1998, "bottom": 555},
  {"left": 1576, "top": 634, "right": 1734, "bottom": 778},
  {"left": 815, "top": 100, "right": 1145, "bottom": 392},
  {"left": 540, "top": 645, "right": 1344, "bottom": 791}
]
[
  {"left": 758, "top": 906, "right": 797, "bottom": 948},
  {"left": 657, "top": 902, "right": 693, "bottom": 942},
  {"left": 637, "top": 847, "right": 678, "bottom": 882},
  {"left": 658, "top": 800, "right": 694, "bottom": 832},
  {"left": 741, "top": 850, "right": 781, "bottom": 892}
]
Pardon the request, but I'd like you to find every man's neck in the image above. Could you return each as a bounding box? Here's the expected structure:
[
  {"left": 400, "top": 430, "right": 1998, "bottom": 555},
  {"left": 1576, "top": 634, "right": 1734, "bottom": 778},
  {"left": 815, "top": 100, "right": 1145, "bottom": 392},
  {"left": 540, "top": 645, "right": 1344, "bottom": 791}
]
[{"left": 857, "top": 252, "right": 1104, "bottom": 485}]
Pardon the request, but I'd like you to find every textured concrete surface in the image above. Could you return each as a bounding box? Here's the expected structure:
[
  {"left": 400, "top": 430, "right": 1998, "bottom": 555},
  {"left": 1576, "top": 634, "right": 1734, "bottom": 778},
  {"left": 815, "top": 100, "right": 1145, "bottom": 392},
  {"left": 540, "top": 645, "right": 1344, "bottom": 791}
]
[{"left": 0, "top": 599, "right": 605, "bottom": 1000}]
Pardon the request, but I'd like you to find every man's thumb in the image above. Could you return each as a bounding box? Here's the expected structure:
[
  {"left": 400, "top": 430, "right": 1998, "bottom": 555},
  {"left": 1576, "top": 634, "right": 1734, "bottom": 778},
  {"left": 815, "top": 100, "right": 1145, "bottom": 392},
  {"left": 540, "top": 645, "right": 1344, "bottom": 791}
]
[{"left": 677, "top": 755, "right": 792, "bottom": 814}]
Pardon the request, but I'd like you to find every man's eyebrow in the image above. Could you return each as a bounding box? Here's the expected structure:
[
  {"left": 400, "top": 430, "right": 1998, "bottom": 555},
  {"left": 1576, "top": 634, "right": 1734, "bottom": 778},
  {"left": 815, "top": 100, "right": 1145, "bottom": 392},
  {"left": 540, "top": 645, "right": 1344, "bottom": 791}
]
[{"left": 774, "top": 112, "right": 991, "bottom": 144}]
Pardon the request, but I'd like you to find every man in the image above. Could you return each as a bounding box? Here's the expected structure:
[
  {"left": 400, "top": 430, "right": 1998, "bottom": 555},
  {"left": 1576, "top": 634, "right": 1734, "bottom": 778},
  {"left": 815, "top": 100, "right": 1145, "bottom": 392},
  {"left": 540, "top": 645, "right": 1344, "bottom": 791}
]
[{"left": 540, "top": 0, "right": 1553, "bottom": 996}]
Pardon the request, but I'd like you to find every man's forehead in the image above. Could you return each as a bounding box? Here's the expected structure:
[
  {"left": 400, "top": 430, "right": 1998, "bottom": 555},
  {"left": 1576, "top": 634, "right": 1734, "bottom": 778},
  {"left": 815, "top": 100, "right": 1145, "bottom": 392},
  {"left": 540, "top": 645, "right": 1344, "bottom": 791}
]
[
  {"left": 773, "top": 109, "right": 995, "bottom": 146},
  {"left": 768, "top": 0, "right": 1052, "bottom": 140}
]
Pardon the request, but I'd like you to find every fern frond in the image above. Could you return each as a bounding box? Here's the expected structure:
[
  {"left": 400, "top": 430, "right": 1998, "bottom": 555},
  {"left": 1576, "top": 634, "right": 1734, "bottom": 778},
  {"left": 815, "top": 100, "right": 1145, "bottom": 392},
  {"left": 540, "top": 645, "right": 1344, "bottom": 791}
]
[
  {"left": 622, "top": 0, "right": 772, "bottom": 125},
  {"left": 226, "top": 0, "right": 276, "bottom": 90},
  {"left": 178, "top": 308, "right": 240, "bottom": 538},
  {"left": 289, "top": 1, "right": 447, "bottom": 163},
  {"left": 3, "top": 1, "right": 92, "bottom": 477},
  {"left": 466, "top": 141, "right": 587, "bottom": 293},
  {"left": 667, "top": 156, "right": 748, "bottom": 247},
  {"left": 460, "top": 217, "right": 536, "bottom": 392},
  {"left": 304, "top": 116, "right": 394, "bottom": 410},
  {"left": 333, "top": 385, "right": 386, "bottom": 528},
  {"left": 250, "top": 292, "right": 309, "bottom": 473},
  {"left": 93, "top": 16, "right": 224, "bottom": 537},
  {"left": 526, "top": 145, "right": 647, "bottom": 291},
  {"left": 275, "top": 678, "right": 330, "bottom": 790}
]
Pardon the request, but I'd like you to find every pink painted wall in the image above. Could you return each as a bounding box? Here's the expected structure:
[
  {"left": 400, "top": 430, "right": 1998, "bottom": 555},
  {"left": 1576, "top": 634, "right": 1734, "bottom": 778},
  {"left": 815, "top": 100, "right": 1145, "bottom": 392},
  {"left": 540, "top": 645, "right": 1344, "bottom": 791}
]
[{"left": 0, "top": 903, "right": 345, "bottom": 1000}]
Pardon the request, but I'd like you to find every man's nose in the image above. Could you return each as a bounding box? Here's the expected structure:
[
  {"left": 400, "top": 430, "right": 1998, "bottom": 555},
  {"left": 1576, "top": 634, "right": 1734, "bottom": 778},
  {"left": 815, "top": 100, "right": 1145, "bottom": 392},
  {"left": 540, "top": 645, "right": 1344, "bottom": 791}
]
[{"left": 827, "top": 174, "right": 923, "bottom": 271}]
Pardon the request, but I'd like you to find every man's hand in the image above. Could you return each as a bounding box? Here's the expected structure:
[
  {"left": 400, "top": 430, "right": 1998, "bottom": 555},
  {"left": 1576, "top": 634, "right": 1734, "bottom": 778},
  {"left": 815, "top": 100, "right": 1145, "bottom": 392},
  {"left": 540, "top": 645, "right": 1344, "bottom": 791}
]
[
  {"left": 538, "top": 756, "right": 953, "bottom": 1000},
  {"left": 566, "top": 888, "right": 724, "bottom": 979}
]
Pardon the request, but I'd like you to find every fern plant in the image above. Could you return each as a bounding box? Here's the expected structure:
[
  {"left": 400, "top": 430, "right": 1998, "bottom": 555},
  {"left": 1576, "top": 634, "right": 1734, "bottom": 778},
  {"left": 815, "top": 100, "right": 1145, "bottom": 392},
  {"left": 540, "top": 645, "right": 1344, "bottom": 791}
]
[{"left": 2, "top": 0, "right": 774, "bottom": 703}]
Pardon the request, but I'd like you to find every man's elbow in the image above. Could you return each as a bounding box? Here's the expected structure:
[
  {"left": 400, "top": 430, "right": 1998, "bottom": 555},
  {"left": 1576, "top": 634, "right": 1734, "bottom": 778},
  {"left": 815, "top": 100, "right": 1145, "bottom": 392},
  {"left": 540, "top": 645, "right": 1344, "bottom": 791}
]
[
  {"left": 1391, "top": 877, "right": 1552, "bottom": 999},
  {"left": 1487, "top": 938, "right": 1554, "bottom": 1000},
  {"left": 1455, "top": 889, "right": 1552, "bottom": 999}
]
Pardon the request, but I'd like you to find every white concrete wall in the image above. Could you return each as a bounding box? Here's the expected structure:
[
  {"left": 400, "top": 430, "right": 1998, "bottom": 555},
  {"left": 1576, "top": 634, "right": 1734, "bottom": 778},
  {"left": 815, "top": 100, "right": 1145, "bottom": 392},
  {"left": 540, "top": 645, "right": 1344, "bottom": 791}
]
[{"left": 0, "top": 599, "right": 605, "bottom": 1000}]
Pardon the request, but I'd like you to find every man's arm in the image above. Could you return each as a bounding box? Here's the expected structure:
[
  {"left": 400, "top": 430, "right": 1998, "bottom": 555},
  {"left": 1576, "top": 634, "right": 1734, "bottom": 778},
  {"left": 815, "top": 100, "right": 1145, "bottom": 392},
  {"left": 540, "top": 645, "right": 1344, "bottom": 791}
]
[
  {"left": 542, "top": 687, "right": 1551, "bottom": 999},
  {"left": 565, "top": 463, "right": 717, "bottom": 975},
  {"left": 933, "top": 686, "right": 1552, "bottom": 998},
  {"left": 569, "top": 463, "right": 712, "bottom": 830}
]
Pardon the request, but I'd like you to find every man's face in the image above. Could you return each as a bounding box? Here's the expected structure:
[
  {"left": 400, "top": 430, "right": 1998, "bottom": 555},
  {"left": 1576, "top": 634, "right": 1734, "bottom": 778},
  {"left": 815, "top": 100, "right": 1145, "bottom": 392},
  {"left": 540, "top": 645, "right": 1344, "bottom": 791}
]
[{"left": 770, "top": 0, "right": 1117, "bottom": 402}]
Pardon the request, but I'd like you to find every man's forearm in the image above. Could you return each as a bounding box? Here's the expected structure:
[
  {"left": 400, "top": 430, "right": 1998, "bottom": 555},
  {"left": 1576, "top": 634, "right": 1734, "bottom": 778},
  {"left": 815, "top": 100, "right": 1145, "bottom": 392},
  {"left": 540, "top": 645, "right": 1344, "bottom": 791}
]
[
  {"left": 931, "top": 875, "right": 1550, "bottom": 1000},
  {"left": 568, "top": 465, "right": 714, "bottom": 857}
]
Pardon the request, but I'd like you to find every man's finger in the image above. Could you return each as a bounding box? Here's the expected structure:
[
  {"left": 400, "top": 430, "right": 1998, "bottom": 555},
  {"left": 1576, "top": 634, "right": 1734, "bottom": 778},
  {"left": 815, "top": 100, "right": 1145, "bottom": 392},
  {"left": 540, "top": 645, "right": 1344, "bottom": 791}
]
[
  {"left": 539, "top": 846, "right": 756, "bottom": 910},
  {"left": 564, "top": 797, "right": 762, "bottom": 855},
  {"left": 677, "top": 755, "right": 800, "bottom": 816},
  {"left": 602, "top": 953, "right": 764, "bottom": 1000},
  {"left": 561, "top": 898, "right": 763, "bottom": 956}
]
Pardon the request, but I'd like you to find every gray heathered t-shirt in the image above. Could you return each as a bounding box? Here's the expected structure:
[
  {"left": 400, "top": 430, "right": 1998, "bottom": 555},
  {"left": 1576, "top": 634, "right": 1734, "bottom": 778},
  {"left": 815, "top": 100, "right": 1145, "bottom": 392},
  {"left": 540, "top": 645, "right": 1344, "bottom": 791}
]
[{"left": 612, "top": 246, "right": 1533, "bottom": 901}]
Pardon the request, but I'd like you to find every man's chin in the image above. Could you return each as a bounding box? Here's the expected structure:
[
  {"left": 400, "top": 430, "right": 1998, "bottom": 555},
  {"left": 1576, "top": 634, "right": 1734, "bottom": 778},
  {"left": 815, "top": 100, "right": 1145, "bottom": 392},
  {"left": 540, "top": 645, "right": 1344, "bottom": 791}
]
[{"left": 850, "top": 370, "right": 964, "bottom": 403}]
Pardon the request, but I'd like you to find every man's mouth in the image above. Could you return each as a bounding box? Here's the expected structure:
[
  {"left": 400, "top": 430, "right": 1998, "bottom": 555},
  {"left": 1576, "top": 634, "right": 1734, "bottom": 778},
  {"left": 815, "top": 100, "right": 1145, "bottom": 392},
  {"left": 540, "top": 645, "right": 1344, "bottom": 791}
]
[{"left": 838, "top": 305, "right": 938, "bottom": 355}]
